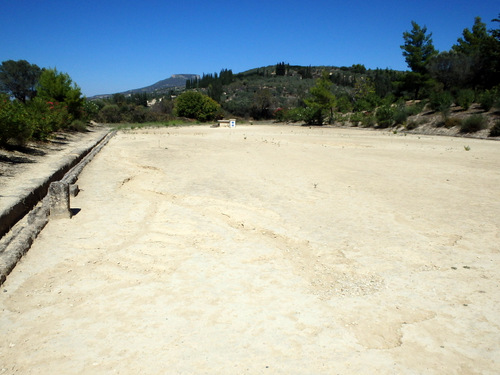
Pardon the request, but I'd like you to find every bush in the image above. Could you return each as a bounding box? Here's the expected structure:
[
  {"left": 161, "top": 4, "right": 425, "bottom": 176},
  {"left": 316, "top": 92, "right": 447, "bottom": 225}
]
[
  {"left": 460, "top": 114, "right": 487, "bottom": 133},
  {"left": 175, "top": 91, "right": 221, "bottom": 122},
  {"left": 283, "top": 107, "right": 305, "bottom": 122},
  {"left": 375, "top": 105, "right": 394, "bottom": 128},
  {"left": 406, "top": 120, "right": 417, "bottom": 130},
  {"left": 478, "top": 90, "right": 497, "bottom": 111},
  {"left": 26, "top": 98, "right": 71, "bottom": 140},
  {"left": 68, "top": 119, "right": 87, "bottom": 132},
  {"left": 455, "top": 89, "right": 475, "bottom": 110},
  {"left": 336, "top": 96, "right": 353, "bottom": 113},
  {"left": 349, "top": 112, "right": 364, "bottom": 126},
  {"left": 429, "top": 91, "right": 453, "bottom": 118},
  {"left": 0, "top": 96, "right": 33, "bottom": 145},
  {"left": 97, "top": 104, "right": 122, "bottom": 123},
  {"left": 489, "top": 120, "right": 500, "bottom": 137},
  {"left": 361, "top": 114, "right": 376, "bottom": 128},
  {"left": 353, "top": 93, "right": 381, "bottom": 112},
  {"left": 406, "top": 100, "right": 426, "bottom": 116},
  {"left": 82, "top": 100, "right": 100, "bottom": 120},
  {"left": 273, "top": 107, "right": 285, "bottom": 122},
  {"left": 393, "top": 103, "right": 408, "bottom": 125},
  {"left": 444, "top": 117, "right": 462, "bottom": 128},
  {"left": 125, "top": 105, "right": 149, "bottom": 123}
]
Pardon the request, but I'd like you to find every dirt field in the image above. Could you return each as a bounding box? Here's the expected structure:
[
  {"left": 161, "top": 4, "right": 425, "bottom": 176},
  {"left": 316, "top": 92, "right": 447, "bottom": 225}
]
[{"left": 1, "top": 125, "right": 499, "bottom": 374}]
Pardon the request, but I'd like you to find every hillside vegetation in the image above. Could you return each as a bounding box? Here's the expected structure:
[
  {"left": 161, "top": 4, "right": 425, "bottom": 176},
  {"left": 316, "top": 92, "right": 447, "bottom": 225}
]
[
  {"left": 89, "top": 15, "right": 500, "bottom": 138},
  {"left": 1, "top": 15, "right": 500, "bottom": 146}
]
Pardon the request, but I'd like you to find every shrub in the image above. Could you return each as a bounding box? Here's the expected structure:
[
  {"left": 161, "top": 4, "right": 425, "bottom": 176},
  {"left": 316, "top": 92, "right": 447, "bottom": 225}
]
[
  {"left": 336, "top": 96, "right": 353, "bottom": 113},
  {"left": 25, "top": 98, "right": 71, "bottom": 140},
  {"left": 283, "top": 107, "right": 305, "bottom": 122},
  {"left": 406, "top": 120, "right": 418, "bottom": 130},
  {"left": 0, "top": 96, "right": 33, "bottom": 145},
  {"left": 393, "top": 103, "right": 408, "bottom": 125},
  {"left": 82, "top": 100, "right": 100, "bottom": 120},
  {"left": 489, "top": 120, "right": 500, "bottom": 137},
  {"left": 353, "top": 93, "right": 381, "bottom": 112},
  {"left": 349, "top": 112, "right": 364, "bottom": 127},
  {"left": 375, "top": 105, "right": 394, "bottom": 128},
  {"left": 460, "top": 114, "right": 487, "bottom": 133},
  {"left": 479, "top": 90, "right": 497, "bottom": 111},
  {"left": 126, "top": 105, "right": 149, "bottom": 123},
  {"left": 361, "top": 114, "right": 376, "bottom": 128},
  {"left": 406, "top": 100, "right": 426, "bottom": 116},
  {"left": 68, "top": 119, "right": 87, "bottom": 132},
  {"left": 98, "top": 104, "right": 122, "bottom": 123},
  {"left": 444, "top": 117, "right": 462, "bottom": 129},
  {"left": 273, "top": 107, "right": 285, "bottom": 122},
  {"left": 455, "top": 89, "right": 475, "bottom": 110},
  {"left": 429, "top": 91, "right": 453, "bottom": 118}
]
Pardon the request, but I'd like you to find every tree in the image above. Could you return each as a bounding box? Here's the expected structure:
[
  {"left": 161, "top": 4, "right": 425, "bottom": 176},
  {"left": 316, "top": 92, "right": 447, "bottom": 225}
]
[
  {"left": 351, "top": 64, "right": 367, "bottom": 74},
  {"left": 401, "top": 21, "right": 438, "bottom": 73},
  {"left": 453, "top": 17, "right": 489, "bottom": 56},
  {"left": 208, "top": 80, "right": 223, "bottom": 103},
  {"left": 174, "top": 91, "right": 221, "bottom": 121},
  {"left": 251, "top": 89, "right": 274, "bottom": 119},
  {"left": 304, "top": 70, "right": 336, "bottom": 124},
  {"left": 400, "top": 21, "right": 438, "bottom": 98},
  {"left": 352, "top": 76, "right": 380, "bottom": 112},
  {"left": 488, "top": 14, "right": 500, "bottom": 87},
  {"left": 0, "top": 60, "right": 42, "bottom": 103},
  {"left": 452, "top": 16, "right": 500, "bottom": 88},
  {"left": 37, "top": 68, "right": 84, "bottom": 118},
  {"left": 276, "top": 62, "right": 288, "bottom": 76},
  {"left": 427, "top": 51, "right": 475, "bottom": 90}
]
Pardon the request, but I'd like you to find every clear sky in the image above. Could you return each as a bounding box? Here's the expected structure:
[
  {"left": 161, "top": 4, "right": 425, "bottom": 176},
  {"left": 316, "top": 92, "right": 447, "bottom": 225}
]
[{"left": 1, "top": 0, "right": 498, "bottom": 97}]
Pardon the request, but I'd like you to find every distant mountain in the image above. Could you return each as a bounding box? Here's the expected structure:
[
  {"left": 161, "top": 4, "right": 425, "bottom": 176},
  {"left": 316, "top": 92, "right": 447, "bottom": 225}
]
[
  {"left": 122, "top": 74, "right": 200, "bottom": 95},
  {"left": 91, "top": 74, "right": 200, "bottom": 99}
]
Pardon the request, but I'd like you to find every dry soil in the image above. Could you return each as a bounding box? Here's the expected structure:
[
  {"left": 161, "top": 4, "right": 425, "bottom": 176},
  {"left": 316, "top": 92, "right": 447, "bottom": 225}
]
[{"left": 1, "top": 125, "right": 499, "bottom": 374}]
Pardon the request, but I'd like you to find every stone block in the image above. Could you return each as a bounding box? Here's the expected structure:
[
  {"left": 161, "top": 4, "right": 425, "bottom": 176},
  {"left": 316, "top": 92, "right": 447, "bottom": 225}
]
[{"left": 48, "top": 181, "right": 71, "bottom": 219}]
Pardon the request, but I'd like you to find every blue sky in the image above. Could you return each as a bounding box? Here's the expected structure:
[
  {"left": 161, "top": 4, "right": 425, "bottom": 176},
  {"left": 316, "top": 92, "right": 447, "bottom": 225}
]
[{"left": 1, "top": 0, "right": 498, "bottom": 97}]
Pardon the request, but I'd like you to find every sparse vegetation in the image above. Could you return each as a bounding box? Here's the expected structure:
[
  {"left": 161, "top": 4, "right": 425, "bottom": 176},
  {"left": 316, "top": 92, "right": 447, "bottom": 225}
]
[
  {"left": 489, "top": 120, "right": 500, "bottom": 137},
  {"left": 393, "top": 102, "right": 409, "bottom": 125},
  {"left": 479, "top": 90, "right": 498, "bottom": 111},
  {"left": 460, "top": 114, "right": 488, "bottom": 133},
  {"left": 429, "top": 91, "right": 453, "bottom": 119},
  {"left": 2, "top": 13, "right": 500, "bottom": 144},
  {"left": 375, "top": 105, "right": 395, "bottom": 128},
  {"left": 455, "top": 89, "right": 475, "bottom": 110},
  {"left": 444, "top": 117, "right": 462, "bottom": 129}
]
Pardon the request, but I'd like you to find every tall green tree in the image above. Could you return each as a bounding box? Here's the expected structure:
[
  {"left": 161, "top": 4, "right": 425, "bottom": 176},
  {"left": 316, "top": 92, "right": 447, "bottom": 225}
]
[
  {"left": 453, "top": 17, "right": 489, "bottom": 55},
  {"left": 401, "top": 21, "right": 438, "bottom": 73},
  {"left": 37, "top": 68, "right": 84, "bottom": 118},
  {"left": 275, "top": 62, "right": 288, "bottom": 76},
  {"left": 0, "top": 60, "right": 42, "bottom": 103},
  {"left": 400, "top": 21, "right": 438, "bottom": 98},
  {"left": 489, "top": 14, "right": 500, "bottom": 87},
  {"left": 304, "top": 70, "right": 337, "bottom": 124},
  {"left": 453, "top": 16, "right": 500, "bottom": 88}
]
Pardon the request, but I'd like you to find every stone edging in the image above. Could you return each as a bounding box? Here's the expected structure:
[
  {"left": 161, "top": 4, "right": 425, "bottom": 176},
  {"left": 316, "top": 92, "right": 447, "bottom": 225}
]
[{"left": 0, "top": 130, "right": 116, "bottom": 285}]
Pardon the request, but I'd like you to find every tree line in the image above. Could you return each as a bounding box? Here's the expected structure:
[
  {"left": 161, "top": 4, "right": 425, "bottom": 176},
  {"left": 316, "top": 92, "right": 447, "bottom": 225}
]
[
  {"left": 1, "top": 13, "right": 499, "bottom": 143},
  {"left": 0, "top": 60, "right": 92, "bottom": 145}
]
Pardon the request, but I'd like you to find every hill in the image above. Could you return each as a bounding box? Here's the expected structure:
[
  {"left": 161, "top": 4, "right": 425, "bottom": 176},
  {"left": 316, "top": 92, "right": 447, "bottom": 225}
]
[
  {"left": 90, "top": 74, "right": 200, "bottom": 99},
  {"left": 122, "top": 74, "right": 200, "bottom": 95}
]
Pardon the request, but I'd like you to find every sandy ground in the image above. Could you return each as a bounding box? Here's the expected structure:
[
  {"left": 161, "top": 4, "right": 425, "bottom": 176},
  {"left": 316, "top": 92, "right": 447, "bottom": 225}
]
[{"left": 1, "top": 125, "right": 499, "bottom": 374}]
